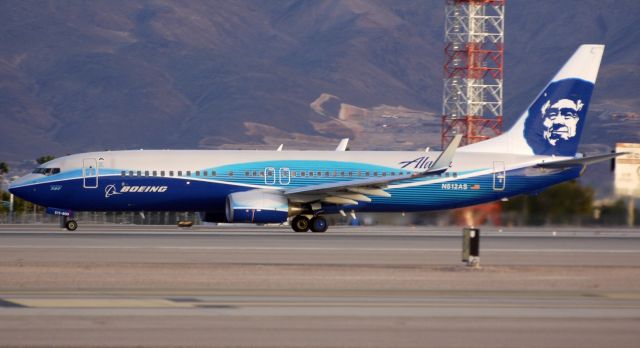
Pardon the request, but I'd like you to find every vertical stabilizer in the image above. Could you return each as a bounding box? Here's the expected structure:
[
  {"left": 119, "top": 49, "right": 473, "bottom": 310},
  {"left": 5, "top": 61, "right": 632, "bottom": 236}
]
[{"left": 459, "top": 44, "right": 604, "bottom": 156}]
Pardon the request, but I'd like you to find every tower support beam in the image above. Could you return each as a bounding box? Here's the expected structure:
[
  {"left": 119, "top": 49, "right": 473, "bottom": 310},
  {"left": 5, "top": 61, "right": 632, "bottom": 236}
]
[{"left": 442, "top": 0, "right": 504, "bottom": 148}]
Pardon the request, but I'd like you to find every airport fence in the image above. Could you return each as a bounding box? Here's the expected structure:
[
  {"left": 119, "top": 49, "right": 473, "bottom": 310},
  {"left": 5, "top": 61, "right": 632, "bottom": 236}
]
[
  {"left": 0, "top": 211, "right": 199, "bottom": 225},
  {"left": 0, "top": 211, "right": 636, "bottom": 227}
]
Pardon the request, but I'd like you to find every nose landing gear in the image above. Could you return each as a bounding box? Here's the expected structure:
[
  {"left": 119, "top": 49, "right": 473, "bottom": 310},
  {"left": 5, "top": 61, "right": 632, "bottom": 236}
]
[
  {"left": 59, "top": 216, "right": 78, "bottom": 231},
  {"left": 65, "top": 220, "right": 78, "bottom": 231}
]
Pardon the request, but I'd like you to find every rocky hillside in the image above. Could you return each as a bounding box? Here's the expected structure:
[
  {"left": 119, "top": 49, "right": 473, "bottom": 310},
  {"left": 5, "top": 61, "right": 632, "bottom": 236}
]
[{"left": 1, "top": 0, "right": 638, "bottom": 194}]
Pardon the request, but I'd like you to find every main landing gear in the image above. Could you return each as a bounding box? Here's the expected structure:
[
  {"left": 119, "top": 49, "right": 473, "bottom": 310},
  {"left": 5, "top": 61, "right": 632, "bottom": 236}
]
[{"left": 291, "top": 215, "right": 328, "bottom": 233}]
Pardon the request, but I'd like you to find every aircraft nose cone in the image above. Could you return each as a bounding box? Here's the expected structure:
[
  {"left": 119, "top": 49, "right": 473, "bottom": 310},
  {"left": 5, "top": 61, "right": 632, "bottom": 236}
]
[
  {"left": 8, "top": 181, "right": 26, "bottom": 198},
  {"left": 8, "top": 175, "right": 37, "bottom": 200}
]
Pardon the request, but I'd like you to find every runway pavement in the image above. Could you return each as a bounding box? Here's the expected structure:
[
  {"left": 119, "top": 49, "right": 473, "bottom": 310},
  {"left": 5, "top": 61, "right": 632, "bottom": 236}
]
[{"left": 1, "top": 224, "right": 639, "bottom": 347}]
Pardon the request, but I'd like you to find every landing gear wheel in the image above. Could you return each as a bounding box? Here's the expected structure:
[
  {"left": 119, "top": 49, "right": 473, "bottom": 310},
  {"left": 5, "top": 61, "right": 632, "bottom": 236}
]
[
  {"left": 309, "top": 216, "right": 328, "bottom": 233},
  {"left": 291, "top": 215, "right": 310, "bottom": 232},
  {"left": 65, "top": 220, "right": 78, "bottom": 231}
]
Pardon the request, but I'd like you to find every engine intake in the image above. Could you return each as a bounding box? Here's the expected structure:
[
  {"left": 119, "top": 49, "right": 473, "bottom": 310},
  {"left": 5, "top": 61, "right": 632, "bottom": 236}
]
[{"left": 226, "top": 190, "right": 289, "bottom": 223}]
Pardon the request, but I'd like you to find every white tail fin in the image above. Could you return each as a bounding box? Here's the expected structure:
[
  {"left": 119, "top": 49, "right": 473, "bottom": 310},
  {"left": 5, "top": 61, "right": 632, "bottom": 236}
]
[{"left": 459, "top": 44, "right": 604, "bottom": 156}]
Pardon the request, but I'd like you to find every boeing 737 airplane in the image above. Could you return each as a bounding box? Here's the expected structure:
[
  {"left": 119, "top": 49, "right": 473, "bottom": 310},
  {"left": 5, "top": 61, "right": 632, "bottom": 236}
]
[{"left": 9, "top": 45, "right": 622, "bottom": 232}]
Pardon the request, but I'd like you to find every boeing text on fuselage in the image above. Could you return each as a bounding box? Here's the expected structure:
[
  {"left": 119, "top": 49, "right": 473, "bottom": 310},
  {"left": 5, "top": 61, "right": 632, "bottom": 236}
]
[{"left": 105, "top": 184, "right": 168, "bottom": 198}]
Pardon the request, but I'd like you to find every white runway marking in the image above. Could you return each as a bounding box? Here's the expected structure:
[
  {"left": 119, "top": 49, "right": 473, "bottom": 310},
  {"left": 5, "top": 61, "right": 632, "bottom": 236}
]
[{"left": 0, "top": 245, "right": 638, "bottom": 253}]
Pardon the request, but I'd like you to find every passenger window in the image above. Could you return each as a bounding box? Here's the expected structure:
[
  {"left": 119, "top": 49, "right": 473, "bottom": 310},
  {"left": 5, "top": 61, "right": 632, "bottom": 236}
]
[
  {"left": 228, "top": 171, "right": 233, "bottom": 177},
  {"left": 137, "top": 171, "right": 141, "bottom": 176},
  {"left": 317, "top": 171, "right": 322, "bottom": 177},
  {"left": 366, "top": 171, "right": 370, "bottom": 177},
  {"left": 152, "top": 171, "right": 157, "bottom": 176},
  {"left": 187, "top": 171, "right": 191, "bottom": 176},
  {"left": 129, "top": 171, "right": 134, "bottom": 176},
  {"left": 325, "top": 171, "right": 330, "bottom": 177},
  {"left": 169, "top": 171, "right": 174, "bottom": 176},
  {"left": 382, "top": 172, "right": 387, "bottom": 177},
  {"left": 178, "top": 171, "right": 182, "bottom": 176},
  {"left": 245, "top": 171, "right": 250, "bottom": 176},
  {"left": 391, "top": 172, "right": 396, "bottom": 176},
  {"left": 161, "top": 171, "right": 165, "bottom": 177},
  {"left": 121, "top": 171, "right": 126, "bottom": 176},
  {"left": 195, "top": 171, "right": 200, "bottom": 176},
  {"left": 144, "top": 171, "right": 149, "bottom": 176},
  {"left": 203, "top": 170, "right": 208, "bottom": 176},
  {"left": 309, "top": 172, "right": 314, "bottom": 177}
]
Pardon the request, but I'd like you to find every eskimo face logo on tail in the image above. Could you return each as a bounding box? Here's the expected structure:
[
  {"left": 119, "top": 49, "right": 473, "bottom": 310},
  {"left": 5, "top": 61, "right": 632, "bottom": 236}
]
[
  {"left": 524, "top": 79, "right": 594, "bottom": 156},
  {"left": 541, "top": 98, "right": 583, "bottom": 145}
]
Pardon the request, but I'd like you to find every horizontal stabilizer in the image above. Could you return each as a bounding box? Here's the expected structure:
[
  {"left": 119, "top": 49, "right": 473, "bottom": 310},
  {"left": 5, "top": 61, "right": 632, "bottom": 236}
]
[{"left": 536, "top": 152, "right": 627, "bottom": 168}]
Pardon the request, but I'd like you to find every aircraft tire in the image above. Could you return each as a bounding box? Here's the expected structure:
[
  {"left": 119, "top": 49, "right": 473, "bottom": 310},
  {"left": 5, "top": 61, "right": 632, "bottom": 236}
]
[
  {"left": 309, "top": 216, "right": 328, "bottom": 233},
  {"left": 65, "top": 220, "right": 78, "bottom": 231},
  {"left": 291, "top": 215, "right": 310, "bottom": 232}
]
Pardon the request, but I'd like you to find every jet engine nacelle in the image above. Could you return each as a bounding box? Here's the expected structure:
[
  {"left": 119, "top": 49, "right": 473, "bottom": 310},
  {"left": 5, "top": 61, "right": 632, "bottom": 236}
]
[{"left": 225, "top": 190, "right": 289, "bottom": 224}]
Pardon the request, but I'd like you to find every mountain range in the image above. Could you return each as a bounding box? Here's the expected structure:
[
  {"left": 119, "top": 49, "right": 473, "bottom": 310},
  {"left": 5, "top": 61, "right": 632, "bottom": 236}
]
[{"left": 1, "top": 0, "right": 639, "bottom": 196}]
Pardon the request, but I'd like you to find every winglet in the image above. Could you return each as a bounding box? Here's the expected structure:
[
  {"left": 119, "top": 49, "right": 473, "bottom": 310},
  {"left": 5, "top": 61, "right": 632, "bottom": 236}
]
[
  {"left": 335, "top": 138, "right": 349, "bottom": 151},
  {"left": 423, "top": 135, "right": 462, "bottom": 175}
]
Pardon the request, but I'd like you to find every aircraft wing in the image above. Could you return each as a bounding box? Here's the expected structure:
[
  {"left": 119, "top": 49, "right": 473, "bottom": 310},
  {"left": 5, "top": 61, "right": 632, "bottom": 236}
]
[
  {"left": 283, "top": 135, "right": 462, "bottom": 205},
  {"left": 535, "top": 152, "right": 628, "bottom": 168}
]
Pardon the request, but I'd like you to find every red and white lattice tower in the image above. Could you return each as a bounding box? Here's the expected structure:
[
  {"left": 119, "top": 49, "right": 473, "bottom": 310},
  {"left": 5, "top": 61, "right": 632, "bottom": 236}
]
[{"left": 442, "top": 0, "right": 504, "bottom": 148}]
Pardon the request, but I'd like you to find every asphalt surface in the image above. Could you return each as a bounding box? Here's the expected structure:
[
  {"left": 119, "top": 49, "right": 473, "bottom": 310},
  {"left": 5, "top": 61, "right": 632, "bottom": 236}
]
[{"left": 1, "top": 224, "right": 639, "bottom": 347}]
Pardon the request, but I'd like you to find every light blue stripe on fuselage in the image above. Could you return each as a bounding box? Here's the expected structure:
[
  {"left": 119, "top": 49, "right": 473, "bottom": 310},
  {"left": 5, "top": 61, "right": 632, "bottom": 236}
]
[{"left": 15, "top": 159, "right": 485, "bottom": 190}]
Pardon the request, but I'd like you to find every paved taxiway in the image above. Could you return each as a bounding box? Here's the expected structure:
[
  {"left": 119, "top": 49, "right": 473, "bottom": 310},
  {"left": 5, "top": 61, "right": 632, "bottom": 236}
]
[{"left": 1, "top": 224, "right": 639, "bottom": 347}]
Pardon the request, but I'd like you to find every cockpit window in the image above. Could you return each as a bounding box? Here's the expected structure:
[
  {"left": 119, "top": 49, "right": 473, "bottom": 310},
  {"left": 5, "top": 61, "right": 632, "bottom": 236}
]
[{"left": 32, "top": 167, "right": 61, "bottom": 176}]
